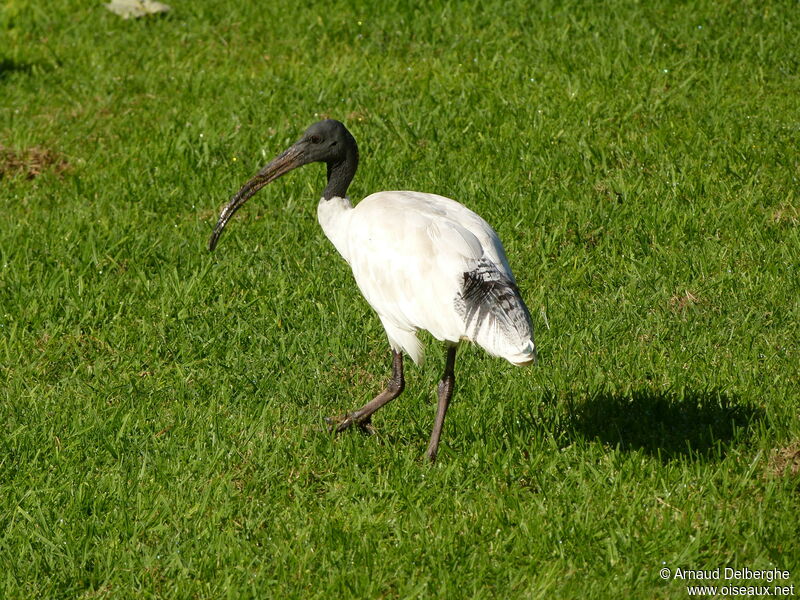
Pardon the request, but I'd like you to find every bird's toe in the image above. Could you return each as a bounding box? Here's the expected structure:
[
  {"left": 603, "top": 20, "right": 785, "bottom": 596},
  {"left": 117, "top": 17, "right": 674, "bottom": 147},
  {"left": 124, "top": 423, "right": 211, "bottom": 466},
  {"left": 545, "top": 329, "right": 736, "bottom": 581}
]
[
  {"left": 325, "top": 413, "right": 355, "bottom": 433},
  {"left": 325, "top": 412, "right": 376, "bottom": 435},
  {"left": 357, "top": 417, "right": 377, "bottom": 436}
]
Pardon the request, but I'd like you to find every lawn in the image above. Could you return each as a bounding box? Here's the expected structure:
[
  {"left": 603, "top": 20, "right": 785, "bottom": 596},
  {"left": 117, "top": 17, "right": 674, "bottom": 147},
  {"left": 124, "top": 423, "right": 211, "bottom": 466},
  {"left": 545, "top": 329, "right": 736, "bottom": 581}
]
[{"left": 1, "top": 0, "right": 798, "bottom": 598}]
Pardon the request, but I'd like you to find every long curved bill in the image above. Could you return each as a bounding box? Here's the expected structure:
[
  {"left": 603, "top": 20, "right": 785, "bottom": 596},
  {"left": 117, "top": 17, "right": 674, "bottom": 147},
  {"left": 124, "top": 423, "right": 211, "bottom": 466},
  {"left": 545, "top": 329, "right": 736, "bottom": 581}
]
[{"left": 208, "top": 144, "right": 304, "bottom": 251}]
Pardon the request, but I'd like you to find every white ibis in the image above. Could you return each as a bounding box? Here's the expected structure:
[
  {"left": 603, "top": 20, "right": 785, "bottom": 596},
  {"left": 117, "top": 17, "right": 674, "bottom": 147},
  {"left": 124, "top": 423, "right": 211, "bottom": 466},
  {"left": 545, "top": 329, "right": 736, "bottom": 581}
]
[{"left": 209, "top": 119, "right": 536, "bottom": 462}]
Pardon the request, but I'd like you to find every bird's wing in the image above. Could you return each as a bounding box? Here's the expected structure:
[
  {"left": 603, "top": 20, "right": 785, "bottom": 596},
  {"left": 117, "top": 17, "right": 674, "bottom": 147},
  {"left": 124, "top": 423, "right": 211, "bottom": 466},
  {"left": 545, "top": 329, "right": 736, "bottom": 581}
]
[
  {"left": 345, "top": 194, "right": 475, "bottom": 333},
  {"left": 395, "top": 192, "right": 536, "bottom": 365},
  {"left": 400, "top": 192, "right": 516, "bottom": 281},
  {"left": 344, "top": 191, "right": 532, "bottom": 362}
]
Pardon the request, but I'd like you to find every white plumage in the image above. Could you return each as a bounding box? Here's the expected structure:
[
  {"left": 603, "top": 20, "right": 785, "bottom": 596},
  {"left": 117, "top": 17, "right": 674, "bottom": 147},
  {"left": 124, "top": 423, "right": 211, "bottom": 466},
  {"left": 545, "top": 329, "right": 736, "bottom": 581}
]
[
  {"left": 317, "top": 191, "right": 536, "bottom": 366},
  {"left": 208, "top": 119, "right": 536, "bottom": 462}
]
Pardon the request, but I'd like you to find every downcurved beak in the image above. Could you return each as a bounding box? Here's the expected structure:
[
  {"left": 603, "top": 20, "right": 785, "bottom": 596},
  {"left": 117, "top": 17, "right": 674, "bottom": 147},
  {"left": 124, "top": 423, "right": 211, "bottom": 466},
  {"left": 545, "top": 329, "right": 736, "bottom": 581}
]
[{"left": 208, "top": 143, "right": 305, "bottom": 251}]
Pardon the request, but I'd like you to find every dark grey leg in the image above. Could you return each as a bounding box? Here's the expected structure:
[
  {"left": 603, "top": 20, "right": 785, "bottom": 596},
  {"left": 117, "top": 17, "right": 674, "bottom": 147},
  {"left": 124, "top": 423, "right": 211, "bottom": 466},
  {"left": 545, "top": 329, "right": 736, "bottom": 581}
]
[
  {"left": 425, "top": 346, "right": 457, "bottom": 462},
  {"left": 326, "top": 350, "right": 404, "bottom": 434}
]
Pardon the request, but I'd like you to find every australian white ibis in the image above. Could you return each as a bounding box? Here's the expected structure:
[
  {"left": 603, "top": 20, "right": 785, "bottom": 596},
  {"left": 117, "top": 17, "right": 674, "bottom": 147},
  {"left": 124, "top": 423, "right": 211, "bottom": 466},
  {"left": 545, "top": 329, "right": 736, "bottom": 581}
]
[{"left": 208, "top": 119, "right": 536, "bottom": 462}]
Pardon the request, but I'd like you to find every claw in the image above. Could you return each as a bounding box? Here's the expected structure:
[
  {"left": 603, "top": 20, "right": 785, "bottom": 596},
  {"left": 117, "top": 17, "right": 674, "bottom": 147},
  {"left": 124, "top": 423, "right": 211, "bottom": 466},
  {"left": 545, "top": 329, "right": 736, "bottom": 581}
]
[
  {"left": 357, "top": 417, "right": 376, "bottom": 436},
  {"left": 324, "top": 413, "right": 353, "bottom": 433},
  {"left": 324, "top": 413, "right": 376, "bottom": 435}
]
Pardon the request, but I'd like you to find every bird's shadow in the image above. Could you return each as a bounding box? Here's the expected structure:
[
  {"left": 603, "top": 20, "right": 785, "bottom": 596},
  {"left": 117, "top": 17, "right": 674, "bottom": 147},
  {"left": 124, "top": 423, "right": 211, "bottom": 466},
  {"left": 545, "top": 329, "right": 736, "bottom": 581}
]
[
  {"left": 0, "top": 58, "right": 35, "bottom": 82},
  {"left": 533, "top": 387, "right": 762, "bottom": 462}
]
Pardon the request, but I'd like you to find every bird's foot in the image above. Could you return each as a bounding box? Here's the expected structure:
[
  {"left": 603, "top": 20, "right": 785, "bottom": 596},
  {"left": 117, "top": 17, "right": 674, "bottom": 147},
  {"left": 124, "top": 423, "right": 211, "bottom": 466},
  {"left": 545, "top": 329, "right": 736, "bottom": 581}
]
[{"left": 324, "top": 413, "right": 376, "bottom": 435}]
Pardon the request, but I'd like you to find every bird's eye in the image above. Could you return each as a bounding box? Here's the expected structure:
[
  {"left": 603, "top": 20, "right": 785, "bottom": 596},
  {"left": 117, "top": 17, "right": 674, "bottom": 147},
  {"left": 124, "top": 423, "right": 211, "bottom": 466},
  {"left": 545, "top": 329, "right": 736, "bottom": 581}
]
[{"left": 310, "top": 135, "right": 321, "bottom": 144}]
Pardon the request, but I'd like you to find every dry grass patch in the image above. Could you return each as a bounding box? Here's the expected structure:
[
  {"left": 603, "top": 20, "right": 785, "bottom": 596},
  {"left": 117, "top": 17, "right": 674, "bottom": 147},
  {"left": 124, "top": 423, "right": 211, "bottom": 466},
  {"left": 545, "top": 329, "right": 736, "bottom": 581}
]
[
  {"left": 770, "top": 203, "right": 799, "bottom": 227},
  {"left": 0, "top": 144, "right": 69, "bottom": 179},
  {"left": 668, "top": 290, "right": 700, "bottom": 312},
  {"left": 767, "top": 443, "right": 800, "bottom": 478}
]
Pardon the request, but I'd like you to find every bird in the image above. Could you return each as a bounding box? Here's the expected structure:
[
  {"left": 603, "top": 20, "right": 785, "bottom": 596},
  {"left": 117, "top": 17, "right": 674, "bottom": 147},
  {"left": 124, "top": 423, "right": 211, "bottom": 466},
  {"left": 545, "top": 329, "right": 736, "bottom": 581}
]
[{"left": 208, "top": 119, "right": 536, "bottom": 462}]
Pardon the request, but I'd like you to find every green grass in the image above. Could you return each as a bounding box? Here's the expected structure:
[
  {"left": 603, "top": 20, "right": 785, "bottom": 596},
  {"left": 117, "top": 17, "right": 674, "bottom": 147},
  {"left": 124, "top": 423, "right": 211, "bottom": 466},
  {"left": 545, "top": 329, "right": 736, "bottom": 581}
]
[{"left": 1, "top": 0, "right": 799, "bottom": 597}]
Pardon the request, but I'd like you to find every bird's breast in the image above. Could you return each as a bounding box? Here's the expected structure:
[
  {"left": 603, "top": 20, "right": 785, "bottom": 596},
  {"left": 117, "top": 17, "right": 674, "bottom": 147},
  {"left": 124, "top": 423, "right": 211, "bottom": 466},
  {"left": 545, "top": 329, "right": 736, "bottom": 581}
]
[{"left": 317, "top": 195, "right": 355, "bottom": 263}]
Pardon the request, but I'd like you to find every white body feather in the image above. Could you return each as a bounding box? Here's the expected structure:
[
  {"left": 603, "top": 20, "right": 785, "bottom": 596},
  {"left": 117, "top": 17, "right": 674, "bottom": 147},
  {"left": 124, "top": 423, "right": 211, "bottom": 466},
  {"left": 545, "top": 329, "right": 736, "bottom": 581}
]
[{"left": 317, "top": 191, "right": 536, "bottom": 366}]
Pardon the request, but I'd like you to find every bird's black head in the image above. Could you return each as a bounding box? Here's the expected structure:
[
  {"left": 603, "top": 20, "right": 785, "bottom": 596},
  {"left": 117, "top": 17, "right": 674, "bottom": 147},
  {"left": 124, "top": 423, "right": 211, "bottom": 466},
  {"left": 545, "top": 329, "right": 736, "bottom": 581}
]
[
  {"left": 207, "top": 119, "right": 359, "bottom": 251},
  {"left": 295, "top": 119, "right": 358, "bottom": 168}
]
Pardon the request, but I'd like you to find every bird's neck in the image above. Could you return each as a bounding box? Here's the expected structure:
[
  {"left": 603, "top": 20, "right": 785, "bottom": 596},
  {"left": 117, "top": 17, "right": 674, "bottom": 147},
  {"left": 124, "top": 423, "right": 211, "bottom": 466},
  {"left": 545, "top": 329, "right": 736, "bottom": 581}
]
[{"left": 323, "top": 136, "right": 358, "bottom": 200}]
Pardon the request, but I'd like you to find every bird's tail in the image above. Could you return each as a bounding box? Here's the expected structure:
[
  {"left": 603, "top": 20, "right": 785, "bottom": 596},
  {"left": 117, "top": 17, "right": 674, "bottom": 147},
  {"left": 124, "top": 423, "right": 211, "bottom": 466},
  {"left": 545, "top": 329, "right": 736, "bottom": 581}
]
[
  {"left": 456, "top": 259, "right": 536, "bottom": 366},
  {"left": 504, "top": 338, "right": 537, "bottom": 366}
]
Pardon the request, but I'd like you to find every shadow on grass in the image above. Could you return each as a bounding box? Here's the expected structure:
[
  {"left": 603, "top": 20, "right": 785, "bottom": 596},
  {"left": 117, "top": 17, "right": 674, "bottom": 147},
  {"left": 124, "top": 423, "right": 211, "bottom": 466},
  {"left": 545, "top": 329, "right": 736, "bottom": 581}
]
[
  {"left": 0, "top": 57, "right": 37, "bottom": 82},
  {"left": 558, "top": 388, "right": 762, "bottom": 461}
]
